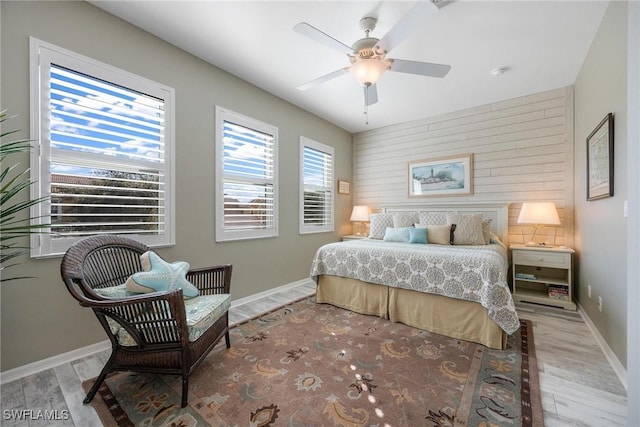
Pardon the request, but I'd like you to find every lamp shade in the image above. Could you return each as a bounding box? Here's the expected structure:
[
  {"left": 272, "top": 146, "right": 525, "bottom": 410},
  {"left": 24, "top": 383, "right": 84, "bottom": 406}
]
[
  {"left": 517, "top": 202, "right": 560, "bottom": 225},
  {"left": 350, "top": 59, "right": 388, "bottom": 85},
  {"left": 350, "top": 205, "right": 370, "bottom": 222}
]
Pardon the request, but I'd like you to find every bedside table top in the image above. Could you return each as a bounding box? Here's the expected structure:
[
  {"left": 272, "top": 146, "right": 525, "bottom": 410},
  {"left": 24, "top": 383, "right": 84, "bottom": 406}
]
[
  {"left": 341, "top": 235, "right": 368, "bottom": 240},
  {"left": 510, "top": 244, "right": 575, "bottom": 254}
]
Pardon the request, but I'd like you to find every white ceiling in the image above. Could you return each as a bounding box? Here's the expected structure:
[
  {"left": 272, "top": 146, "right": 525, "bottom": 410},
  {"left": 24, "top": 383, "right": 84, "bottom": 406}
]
[{"left": 90, "top": 1, "right": 609, "bottom": 134}]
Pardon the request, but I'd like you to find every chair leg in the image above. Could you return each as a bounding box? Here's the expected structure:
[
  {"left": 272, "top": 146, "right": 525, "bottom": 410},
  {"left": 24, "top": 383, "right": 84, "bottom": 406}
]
[
  {"left": 84, "top": 366, "right": 111, "bottom": 404},
  {"left": 181, "top": 375, "right": 189, "bottom": 408},
  {"left": 224, "top": 313, "right": 231, "bottom": 348}
]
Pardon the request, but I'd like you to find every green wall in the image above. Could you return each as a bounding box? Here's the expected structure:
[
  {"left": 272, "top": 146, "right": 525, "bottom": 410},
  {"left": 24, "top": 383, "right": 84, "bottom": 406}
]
[
  {"left": 574, "top": 1, "right": 628, "bottom": 367},
  {"left": 0, "top": 1, "right": 352, "bottom": 371}
]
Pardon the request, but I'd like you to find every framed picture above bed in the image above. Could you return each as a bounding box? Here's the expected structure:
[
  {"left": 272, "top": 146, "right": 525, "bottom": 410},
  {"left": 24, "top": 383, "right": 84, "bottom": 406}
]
[{"left": 408, "top": 153, "right": 473, "bottom": 197}]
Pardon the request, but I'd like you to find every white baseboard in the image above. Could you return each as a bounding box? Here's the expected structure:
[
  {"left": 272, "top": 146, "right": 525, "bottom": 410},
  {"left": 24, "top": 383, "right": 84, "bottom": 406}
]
[
  {"left": 0, "top": 278, "right": 315, "bottom": 384},
  {"left": 577, "top": 301, "right": 627, "bottom": 390},
  {"left": 0, "top": 340, "right": 110, "bottom": 385},
  {"left": 230, "top": 278, "right": 315, "bottom": 308}
]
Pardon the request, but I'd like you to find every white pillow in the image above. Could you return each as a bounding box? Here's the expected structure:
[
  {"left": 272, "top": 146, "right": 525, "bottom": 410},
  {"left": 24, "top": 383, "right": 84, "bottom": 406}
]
[
  {"left": 446, "top": 212, "right": 486, "bottom": 245},
  {"left": 418, "top": 211, "right": 446, "bottom": 225},
  {"left": 415, "top": 224, "right": 453, "bottom": 245},
  {"left": 368, "top": 213, "right": 393, "bottom": 239},
  {"left": 482, "top": 218, "right": 492, "bottom": 244},
  {"left": 392, "top": 211, "right": 419, "bottom": 228}
]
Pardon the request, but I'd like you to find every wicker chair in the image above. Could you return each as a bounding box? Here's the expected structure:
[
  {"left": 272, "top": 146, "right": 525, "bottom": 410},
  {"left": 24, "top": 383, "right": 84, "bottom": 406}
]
[{"left": 60, "top": 235, "right": 232, "bottom": 408}]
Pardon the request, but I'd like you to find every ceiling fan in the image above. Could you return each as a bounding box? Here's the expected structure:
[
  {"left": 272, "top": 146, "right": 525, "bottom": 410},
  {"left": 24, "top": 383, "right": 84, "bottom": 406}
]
[{"left": 293, "top": 0, "right": 451, "bottom": 108}]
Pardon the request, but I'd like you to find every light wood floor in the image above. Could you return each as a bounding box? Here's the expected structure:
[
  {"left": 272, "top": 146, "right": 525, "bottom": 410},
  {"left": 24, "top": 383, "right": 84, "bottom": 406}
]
[{"left": 1, "top": 280, "right": 627, "bottom": 426}]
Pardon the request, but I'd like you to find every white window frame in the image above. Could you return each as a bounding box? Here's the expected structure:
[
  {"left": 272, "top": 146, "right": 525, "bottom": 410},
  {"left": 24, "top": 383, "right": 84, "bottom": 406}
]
[
  {"left": 215, "top": 106, "right": 279, "bottom": 242},
  {"left": 29, "top": 38, "right": 176, "bottom": 257},
  {"left": 299, "top": 137, "right": 334, "bottom": 234}
]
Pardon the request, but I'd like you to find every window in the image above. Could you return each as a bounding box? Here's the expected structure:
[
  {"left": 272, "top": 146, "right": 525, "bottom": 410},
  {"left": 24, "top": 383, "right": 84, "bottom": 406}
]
[
  {"left": 29, "top": 38, "right": 175, "bottom": 257},
  {"left": 215, "top": 107, "right": 278, "bottom": 241},
  {"left": 299, "top": 137, "right": 334, "bottom": 234}
]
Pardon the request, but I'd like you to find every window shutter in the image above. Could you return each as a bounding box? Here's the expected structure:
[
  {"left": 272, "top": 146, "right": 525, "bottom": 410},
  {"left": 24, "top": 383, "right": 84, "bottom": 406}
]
[
  {"left": 215, "top": 107, "right": 278, "bottom": 241},
  {"left": 49, "top": 65, "right": 167, "bottom": 237},
  {"left": 300, "top": 138, "right": 334, "bottom": 234}
]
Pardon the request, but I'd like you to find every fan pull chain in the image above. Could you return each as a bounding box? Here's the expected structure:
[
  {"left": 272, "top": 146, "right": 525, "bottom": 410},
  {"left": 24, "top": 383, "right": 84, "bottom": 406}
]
[{"left": 364, "top": 84, "right": 369, "bottom": 125}]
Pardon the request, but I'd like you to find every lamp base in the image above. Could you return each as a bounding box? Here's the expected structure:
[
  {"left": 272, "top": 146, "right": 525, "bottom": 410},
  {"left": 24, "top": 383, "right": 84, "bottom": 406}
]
[{"left": 352, "top": 221, "right": 369, "bottom": 237}]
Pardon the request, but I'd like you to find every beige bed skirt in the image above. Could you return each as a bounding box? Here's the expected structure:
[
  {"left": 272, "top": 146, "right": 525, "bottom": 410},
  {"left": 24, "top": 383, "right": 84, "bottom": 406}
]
[{"left": 316, "top": 275, "right": 508, "bottom": 349}]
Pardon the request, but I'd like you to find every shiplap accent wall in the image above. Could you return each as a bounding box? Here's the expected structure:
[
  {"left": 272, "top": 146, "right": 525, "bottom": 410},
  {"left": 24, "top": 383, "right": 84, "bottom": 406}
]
[{"left": 353, "top": 86, "right": 574, "bottom": 247}]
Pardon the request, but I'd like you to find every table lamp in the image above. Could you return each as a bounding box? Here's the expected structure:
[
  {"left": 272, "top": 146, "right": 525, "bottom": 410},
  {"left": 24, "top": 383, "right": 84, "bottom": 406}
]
[
  {"left": 350, "top": 206, "right": 370, "bottom": 236},
  {"left": 517, "top": 202, "right": 561, "bottom": 247}
]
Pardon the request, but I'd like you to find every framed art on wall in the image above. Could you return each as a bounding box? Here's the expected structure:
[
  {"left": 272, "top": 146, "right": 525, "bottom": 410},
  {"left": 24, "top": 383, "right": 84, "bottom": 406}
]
[
  {"left": 586, "top": 113, "right": 614, "bottom": 201},
  {"left": 337, "top": 180, "right": 350, "bottom": 195},
  {"left": 408, "top": 154, "right": 473, "bottom": 197}
]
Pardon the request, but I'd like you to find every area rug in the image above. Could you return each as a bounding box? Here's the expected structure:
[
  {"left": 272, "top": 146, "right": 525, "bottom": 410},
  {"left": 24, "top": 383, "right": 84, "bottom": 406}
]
[{"left": 87, "top": 296, "right": 542, "bottom": 426}]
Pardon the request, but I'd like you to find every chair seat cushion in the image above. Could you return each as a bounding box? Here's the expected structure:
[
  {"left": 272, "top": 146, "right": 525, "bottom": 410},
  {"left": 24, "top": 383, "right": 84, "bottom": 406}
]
[
  {"left": 94, "top": 284, "right": 140, "bottom": 299},
  {"left": 94, "top": 286, "right": 230, "bottom": 346},
  {"left": 183, "top": 293, "right": 231, "bottom": 342}
]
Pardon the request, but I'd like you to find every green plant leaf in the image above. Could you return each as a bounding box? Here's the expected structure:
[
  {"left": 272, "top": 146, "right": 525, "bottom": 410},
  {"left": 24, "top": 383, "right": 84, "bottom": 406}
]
[{"left": 1, "top": 109, "right": 50, "bottom": 283}]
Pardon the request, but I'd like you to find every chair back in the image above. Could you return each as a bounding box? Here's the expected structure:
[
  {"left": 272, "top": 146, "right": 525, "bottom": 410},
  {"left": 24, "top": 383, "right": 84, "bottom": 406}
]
[{"left": 61, "top": 235, "right": 150, "bottom": 301}]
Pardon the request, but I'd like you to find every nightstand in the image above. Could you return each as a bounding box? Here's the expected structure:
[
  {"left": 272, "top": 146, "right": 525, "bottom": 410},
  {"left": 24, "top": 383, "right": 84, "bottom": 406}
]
[
  {"left": 341, "top": 235, "right": 367, "bottom": 241},
  {"left": 511, "top": 245, "right": 576, "bottom": 310}
]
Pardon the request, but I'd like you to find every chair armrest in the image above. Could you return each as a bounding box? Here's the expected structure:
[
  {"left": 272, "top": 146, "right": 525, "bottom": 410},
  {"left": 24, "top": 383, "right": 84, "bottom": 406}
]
[
  {"left": 82, "top": 289, "right": 190, "bottom": 348},
  {"left": 187, "top": 264, "right": 232, "bottom": 295},
  {"left": 78, "top": 288, "right": 182, "bottom": 308}
]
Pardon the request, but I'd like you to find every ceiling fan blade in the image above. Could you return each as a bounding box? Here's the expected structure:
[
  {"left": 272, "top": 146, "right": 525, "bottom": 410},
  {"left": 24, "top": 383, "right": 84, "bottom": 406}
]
[
  {"left": 293, "top": 22, "right": 354, "bottom": 55},
  {"left": 375, "top": 1, "right": 439, "bottom": 54},
  {"left": 297, "top": 67, "right": 350, "bottom": 91},
  {"left": 364, "top": 84, "right": 378, "bottom": 106},
  {"left": 389, "top": 58, "right": 451, "bottom": 78}
]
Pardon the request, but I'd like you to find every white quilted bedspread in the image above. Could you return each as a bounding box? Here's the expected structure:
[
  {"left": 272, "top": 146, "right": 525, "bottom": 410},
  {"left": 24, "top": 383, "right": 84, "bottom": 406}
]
[{"left": 310, "top": 239, "right": 520, "bottom": 334}]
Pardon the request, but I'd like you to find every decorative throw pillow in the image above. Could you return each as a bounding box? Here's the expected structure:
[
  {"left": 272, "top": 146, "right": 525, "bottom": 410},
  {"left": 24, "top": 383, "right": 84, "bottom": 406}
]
[
  {"left": 383, "top": 227, "right": 411, "bottom": 242},
  {"left": 482, "top": 218, "right": 492, "bottom": 244},
  {"left": 392, "top": 211, "right": 419, "bottom": 228},
  {"left": 446, "top": 212, "right": 486, "bottom": 245},
  {"left": 369, "top": 213, "right": 394, "bottom": 239},
  {"left": 418, "top": 211, "right": 446, "bottom": 225},
  {"left": 408, "top": 227, "right": 428, "bottom": 244},
  {"left": 126, "top": 251, "right": 199, "bottom": 298},
  {"left": 415, "top": 224, "right": 453, "bottom": 245}
]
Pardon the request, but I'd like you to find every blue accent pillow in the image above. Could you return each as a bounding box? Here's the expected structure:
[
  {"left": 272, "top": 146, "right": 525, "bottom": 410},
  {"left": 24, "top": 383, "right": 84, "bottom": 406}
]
[
  {"left": 409, "top": 227, "right": 428, "bottom": 244},
  {"left": 383, "top": 227, "right": 410, "bottom": 242},
  {"left": 126, "top": 251, "right": 199, "bottom": 298}
]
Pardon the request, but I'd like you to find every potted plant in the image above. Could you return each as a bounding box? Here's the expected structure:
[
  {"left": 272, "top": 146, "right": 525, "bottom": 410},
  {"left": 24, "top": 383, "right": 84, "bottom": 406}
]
[{"left": 1, "top": 110, "right": 48, "bottom": 282}]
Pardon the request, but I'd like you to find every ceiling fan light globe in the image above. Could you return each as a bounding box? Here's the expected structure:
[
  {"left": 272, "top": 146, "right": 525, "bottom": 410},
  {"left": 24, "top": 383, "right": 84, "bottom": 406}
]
[{"left": 350, "top": 59, "right": 388, "bottom": 85}]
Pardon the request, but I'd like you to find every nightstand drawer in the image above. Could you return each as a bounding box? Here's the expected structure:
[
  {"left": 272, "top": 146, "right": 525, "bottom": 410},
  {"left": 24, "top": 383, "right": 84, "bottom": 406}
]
[{"left": 512, "top": 250, "right": 570, "bottom": 268}]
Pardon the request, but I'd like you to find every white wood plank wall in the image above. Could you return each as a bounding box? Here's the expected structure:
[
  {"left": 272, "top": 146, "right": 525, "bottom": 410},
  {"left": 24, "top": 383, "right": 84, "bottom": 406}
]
[{"left": 353, "top": 86, "right": 574, "bottom": 247}]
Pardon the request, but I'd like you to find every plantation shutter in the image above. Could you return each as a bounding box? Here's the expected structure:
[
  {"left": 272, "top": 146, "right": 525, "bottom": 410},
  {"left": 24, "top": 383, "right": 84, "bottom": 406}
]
[
  {"left": 300, "top": 137, "right": 334, "bottom": 234},
  {"left": 216, "top": 107, "right": 278, "bottom": 241},
  {"left": 48, "top": 64, "right": 167, "bottom": 238}
]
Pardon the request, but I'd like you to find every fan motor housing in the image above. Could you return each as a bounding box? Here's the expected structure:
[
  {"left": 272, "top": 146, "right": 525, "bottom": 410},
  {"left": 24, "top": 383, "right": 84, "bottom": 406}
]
[{"left": 351, "top": 37, "right": 385, "bottom": 62}]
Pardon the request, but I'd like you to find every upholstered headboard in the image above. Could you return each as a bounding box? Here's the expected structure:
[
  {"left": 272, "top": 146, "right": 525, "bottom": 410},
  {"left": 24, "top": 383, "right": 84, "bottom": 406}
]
[{"left": 382, "top": 203, "right": 510, "bottom": 245}]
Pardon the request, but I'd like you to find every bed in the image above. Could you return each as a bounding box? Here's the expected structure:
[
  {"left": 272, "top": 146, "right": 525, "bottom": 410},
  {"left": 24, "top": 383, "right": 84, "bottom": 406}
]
[{"left": 310, "top": 204, "right": 518, "bottom": 349}]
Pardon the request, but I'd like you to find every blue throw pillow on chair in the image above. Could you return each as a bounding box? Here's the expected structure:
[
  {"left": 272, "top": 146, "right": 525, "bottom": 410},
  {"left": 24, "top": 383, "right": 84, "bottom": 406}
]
[{"left": 126, "top": 251, "right": 199, "bottom": 298}]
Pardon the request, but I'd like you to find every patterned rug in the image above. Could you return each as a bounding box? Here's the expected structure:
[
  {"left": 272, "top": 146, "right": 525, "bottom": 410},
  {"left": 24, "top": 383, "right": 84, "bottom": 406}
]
[{"left": 87, "top": 296, "right": 542, "bottom": 426}]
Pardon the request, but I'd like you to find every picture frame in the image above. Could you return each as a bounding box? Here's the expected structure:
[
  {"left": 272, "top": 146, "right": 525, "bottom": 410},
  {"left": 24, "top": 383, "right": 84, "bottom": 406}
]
[
  {"left": 408, "top": 153, "right": 473, "bottom": 197},
  {"left": 337, "top": 180, "right": 350, "bottom": 195},
  {"left": 586, "top": 113, "right": 614, "bottom": 201}
]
